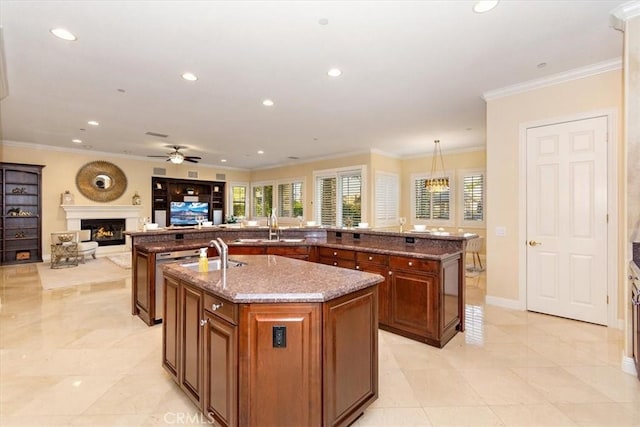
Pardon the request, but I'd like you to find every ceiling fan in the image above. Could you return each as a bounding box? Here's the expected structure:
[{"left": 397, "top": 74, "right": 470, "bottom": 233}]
[{"left": 147, "top": 146, "right": 201, "bottom": 164}]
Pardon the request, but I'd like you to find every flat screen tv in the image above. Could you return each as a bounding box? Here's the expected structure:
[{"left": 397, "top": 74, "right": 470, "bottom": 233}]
[{"left": 169, "top": 201, "right": 209, "bottom": 226}]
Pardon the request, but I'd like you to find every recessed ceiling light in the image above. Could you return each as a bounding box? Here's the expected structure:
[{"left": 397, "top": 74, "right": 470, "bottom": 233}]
[
  {"left": 257, "top": 150, "right": 264, "bottom": 154},
  {"left": 262, "top": 99, "right": 274, "bottom": 106},
  {"left": 318, "top": 18, "right": 329, "bottom": 25},
  {"left": 473, "top": 1, "right": 499, "bottom": 13},
  {"left": 181, "top": 72, "right": 198, "bottom": 81},
  {"left": 221, "top": 159, "right": 227, "bottom": 163},
  {"left": 50, "top": 28, "right": 77, "bottom": 41},
  {"left": 72, "top": 139, "right": 82, "bottom": 143},
  {"left": 87, "top": 120, "right": 99, "bottom": 126},
  {"left": 327, "top": 68, "right": 342, "bottom": 77}
]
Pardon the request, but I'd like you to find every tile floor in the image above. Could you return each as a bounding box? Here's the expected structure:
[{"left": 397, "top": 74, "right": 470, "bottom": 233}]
[{"left": 0, "top": 262, "right": 638, "bottom": 426}]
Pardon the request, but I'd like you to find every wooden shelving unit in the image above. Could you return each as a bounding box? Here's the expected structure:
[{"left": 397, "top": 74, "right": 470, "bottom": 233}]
[
  {"left": 151, "top": 177, "right": 225, "bottom": 226},
  {"left": 1, "top": 163, "right": 45, "bottom": 265}
]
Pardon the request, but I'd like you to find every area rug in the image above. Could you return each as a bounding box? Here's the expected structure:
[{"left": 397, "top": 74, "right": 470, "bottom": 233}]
[
  {"left": 37, "top": 257, "right": 131, "bottom": 290},
  {"left": 106, "top": 252, "right": 132, "bottom": 269}
]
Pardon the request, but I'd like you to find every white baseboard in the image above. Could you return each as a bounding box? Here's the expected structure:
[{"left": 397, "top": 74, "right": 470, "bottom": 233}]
[
  {"left": 621, "top": 355, "right": 638, "bottom": 376},
  {"left": 485, "top": 295, "right": 524, "bottom": 310}
]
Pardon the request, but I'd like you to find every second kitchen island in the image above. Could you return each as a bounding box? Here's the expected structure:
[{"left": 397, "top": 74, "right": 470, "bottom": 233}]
[{"left": 162, "top": 254, "right": 383, "bottom": 427}]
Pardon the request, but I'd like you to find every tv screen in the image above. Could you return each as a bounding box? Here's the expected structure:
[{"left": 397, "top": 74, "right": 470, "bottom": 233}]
[{"left": 170, "top": 202, "right": 209, "bottom": 226}]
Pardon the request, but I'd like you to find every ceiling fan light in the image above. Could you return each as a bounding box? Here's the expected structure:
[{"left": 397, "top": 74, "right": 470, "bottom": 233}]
[{"left": 169, "top": 152, "right": 184, "bottom": 164}]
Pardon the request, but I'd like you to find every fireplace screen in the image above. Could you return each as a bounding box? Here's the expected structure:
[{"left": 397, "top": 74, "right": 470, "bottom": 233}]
[{"left": 80, "top": 218, "right": 126, "bottom": 246}]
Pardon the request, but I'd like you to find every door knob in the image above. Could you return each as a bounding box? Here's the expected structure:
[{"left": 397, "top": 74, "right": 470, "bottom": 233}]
[{"left": 528, "top": 240, "right": 542, "bottom": 246}]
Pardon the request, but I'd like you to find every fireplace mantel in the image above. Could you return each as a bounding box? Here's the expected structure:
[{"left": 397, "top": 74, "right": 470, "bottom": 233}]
[{"left": 61, "top": 205, "right": 142, "bottom": 252}]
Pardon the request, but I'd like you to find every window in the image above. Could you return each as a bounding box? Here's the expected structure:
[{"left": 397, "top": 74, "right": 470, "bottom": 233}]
[
  {"left": 375, "top": 172, "right": 399, "bottom": 227},
  {"left": 460, "top": 170, "right": 485, "bottom": 226},
  {"left": 411, "top": 172, "right": 453, "bottom": 226},
  {"left": 251, "top": 183, "right": 273, "bottom": 217},
  {"left": 229, "top": 183, "right": 248, "bottom": 218},
  {"left": 314, "top": 167, "right": 365, "bottom": 226},
  {"left": 278, "top": 180, "right": 304, "bottom": 219}
]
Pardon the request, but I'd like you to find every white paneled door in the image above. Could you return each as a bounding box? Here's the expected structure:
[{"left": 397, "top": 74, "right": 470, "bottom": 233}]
[{"left": 526, "top": 116, "right": 608, "bottom": 325}]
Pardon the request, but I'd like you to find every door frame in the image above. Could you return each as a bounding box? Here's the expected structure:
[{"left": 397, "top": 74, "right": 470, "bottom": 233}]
[{"left": 518, "top": 109, "right": 619, "bottom": 328}]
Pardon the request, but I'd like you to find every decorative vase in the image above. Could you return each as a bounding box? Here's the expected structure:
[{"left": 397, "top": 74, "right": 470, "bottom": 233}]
[{"left": 61, "top": 190, "right": 74, "bottom": 205}]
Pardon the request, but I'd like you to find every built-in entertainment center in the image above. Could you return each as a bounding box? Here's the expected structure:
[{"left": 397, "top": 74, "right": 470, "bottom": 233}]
[{"left": 151, "top": 177, "right": 225, "bottom": 227}]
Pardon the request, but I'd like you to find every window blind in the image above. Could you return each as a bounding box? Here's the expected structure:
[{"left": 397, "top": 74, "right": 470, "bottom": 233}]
[
  {"left": 231, "top": 185, "right": 246, "bottom": 217},
  {"left": 375, "top": 173, "right": 399, "bottom": 225},
  {"left": 463, "top": 173, "right": 484, "bottom": 221}
]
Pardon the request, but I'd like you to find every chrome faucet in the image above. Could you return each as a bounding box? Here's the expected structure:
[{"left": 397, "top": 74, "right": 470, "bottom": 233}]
[{"left": 209, "top": 238, "right": 228, "bottom": 269}]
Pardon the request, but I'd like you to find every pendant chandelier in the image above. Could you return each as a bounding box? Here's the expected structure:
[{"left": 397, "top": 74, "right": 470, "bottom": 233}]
[{"left": 425, "top": 139, "right": 449, "bottom": 192}]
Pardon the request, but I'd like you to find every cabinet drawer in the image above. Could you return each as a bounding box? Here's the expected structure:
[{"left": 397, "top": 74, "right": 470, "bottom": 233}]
[
  {"left": 356, "top": 251, "right": 387, "bottom": 266},
  {"left": 204, "top": 293, "right": 237, "bottom": 325},
  {"left": 389, "top": 255, "right": 438, "bottom": 273},
  {"left": 267, "top": 246, "right": 309, "bottom": 256},
  {"left": 318, "top": 257, "right": 356, "bottom": 269},
  {"left": 318, "top": 247, "right": 355, "bottom": 261}
]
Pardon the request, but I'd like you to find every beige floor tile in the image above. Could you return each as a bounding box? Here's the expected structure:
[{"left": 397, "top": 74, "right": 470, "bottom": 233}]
[
  {"left": 404, "top": 369, "right": 485, "bottom": 407},
  {"left": 489, "top": 403, "right": 578, "bottom": 426},
  {"left": 355, "top": 407, "right": 433, "bottom": 426},
  {"left": 458, "top": 368, "right": 548, "bottom": 405},
  {"left": 15, "top": 375, "right": 123, "bottom": 416},
  {"left": 510, "top": 367, "right": 613, "bottom": 404},
  {"left": 562, "top": 365, "right": 640, "bottom": 403},
  {"left": 372, "top": 368, "right": 422, "bottom": 408},
  {"left": 555, "top": 402, "right": 640, "bottom": 426},
  {"left": 423, "top": 406, "right": 504, "bottom": 426},
  {"left": 1, "top": 266, "right": 636, "bottom": 427}
]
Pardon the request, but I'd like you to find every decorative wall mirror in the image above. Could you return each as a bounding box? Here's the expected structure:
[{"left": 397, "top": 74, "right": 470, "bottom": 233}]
[{"left": 76, "top": 161, "right": 127, "bottom": 202}]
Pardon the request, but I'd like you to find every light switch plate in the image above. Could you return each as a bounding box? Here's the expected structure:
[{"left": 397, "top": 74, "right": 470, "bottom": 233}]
[{"left": 495, "top": 226, "right": 507, "bottom": 237}]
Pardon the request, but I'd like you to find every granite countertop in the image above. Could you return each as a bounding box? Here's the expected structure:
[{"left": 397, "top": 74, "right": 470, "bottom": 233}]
[
  {"left": 136, "top": 237, "right": 315, "bottom": 253},
  {"left": 162, "top": 255, "right": 384, "bottom": 303}
]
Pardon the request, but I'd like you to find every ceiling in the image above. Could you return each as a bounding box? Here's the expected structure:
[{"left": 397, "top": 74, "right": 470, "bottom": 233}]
[{"left": 0, "top": 0, "right": 626, "bottom": 170}]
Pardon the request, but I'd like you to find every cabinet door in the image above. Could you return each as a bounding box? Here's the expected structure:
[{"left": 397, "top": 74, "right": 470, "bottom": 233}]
[
  {"left": 357, "top": 262, "right": 390, "bottom": 325},
  {"left": 133, "top": 251, "right": 155, "bottom": 325},
  {"left": 239, "top": 304, "right": 322, "bottom": 427},
  {"left": 203, "top": 313, "right": 237, "bottom": 427},
  {"left": 228, "top": 245, "right": 265, "bottom": 256},
  {"left": 180, "top": 283, "right": 204, "bottom": 406},
  {"left": 389, "top": 270, "right": 438, "bottom": 340},
  {"left": 163, "top": 275, "right": 179, "bottom": 379}
]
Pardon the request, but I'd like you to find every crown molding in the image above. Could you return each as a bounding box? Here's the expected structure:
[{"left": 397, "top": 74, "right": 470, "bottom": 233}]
[
  {"left": 610, "top": 1, "right": 640, "bottom": 30},
  {"left": 482, "top": 58, "right": 622, "bottom": 101}
]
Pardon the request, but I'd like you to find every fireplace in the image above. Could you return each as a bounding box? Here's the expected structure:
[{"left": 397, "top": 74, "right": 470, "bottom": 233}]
[{"left": 81, "top": 218, "right": 126, "bottom": 246}]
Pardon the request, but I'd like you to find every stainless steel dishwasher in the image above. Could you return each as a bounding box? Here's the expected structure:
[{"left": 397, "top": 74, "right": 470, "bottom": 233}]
[{"left": 155, "top": 248, "right": 202, "bottom": 321}]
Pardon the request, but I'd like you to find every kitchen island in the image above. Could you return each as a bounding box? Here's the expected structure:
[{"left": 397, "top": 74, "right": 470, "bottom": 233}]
[
  {"left": 129, "top": 226, "right": 470, "bottom": 347},
  {"left": 162, "top": 254, "right": 383, "bottom": 427}
]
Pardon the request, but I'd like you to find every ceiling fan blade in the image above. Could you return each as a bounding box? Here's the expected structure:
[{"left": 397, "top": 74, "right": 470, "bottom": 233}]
[
  {"left": 184, "top": 158, "right": 199, "bottom": 163},
  {"left": 147, "top": 155, "right": 169, "bottom": 158},
  {"left": 184, "top": 156, "right": 202, "bottom": 160}
]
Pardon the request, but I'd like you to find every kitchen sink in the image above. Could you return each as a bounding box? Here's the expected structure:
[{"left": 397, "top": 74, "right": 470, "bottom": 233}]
[{"left": 234, "top": 238, "right": 265, "bottom": 243}]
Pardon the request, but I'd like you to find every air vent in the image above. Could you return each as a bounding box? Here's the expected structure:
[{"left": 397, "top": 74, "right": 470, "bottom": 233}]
[
  {"left": 145, "top": 131, "right": 169, "bottom": 138},
  {"left": 216, "top": 173, "right": 226, "bottom": 181},
  {"left": 153, "top": 167, "right": 167, "bottom": 175},
  {"left": 188, "top": 171, "right": 198, "bottom": 178},
  {"left": 288, "top": 156, "right": 300, "bottom": 160}
]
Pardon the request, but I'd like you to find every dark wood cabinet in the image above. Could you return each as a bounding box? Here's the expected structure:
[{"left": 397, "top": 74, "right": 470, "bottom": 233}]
[
  {"left": 151, "top": 177, "right": 225, "bottom": 226},
  {"left": 133, "top": 250, "right": 155, "bottom": 325},
  {"left": 356, "top": 251, "right": 390, "bottom": 325},
  {"left": 180, "top": 282, "right": 204, "bottom": 406},
  {"left": 317, "top": 246, "right": 356, "bottom": 268},
  {"left": 163, "top": 270, "right": 378, "bottom": 427},
  {"left": 1, "top": 163, "right": 45, "bottom": 265},
  {"left": 383, "top": 253, "right": 461, "bottom": 348},
  {"left": 163, "top": 275, "right": 180, "bottom": 379},
  {"left": 203, "top": 292, "right": 238, "bottom": 427}
]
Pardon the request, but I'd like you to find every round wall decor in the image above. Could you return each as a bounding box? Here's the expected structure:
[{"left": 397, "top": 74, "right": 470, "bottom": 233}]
[{"left": 76, "top": 161, "right": 127, "bottom": 202}]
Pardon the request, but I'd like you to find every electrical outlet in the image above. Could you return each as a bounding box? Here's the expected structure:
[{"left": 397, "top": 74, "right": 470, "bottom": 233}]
[{"left": 272, "top": 326, "right": 286, "bottom": 348}]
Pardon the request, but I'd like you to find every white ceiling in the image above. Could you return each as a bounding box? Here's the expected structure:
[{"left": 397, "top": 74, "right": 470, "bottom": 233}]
[{"left": 0, "top": 0, "right": 625, "bottom": 170}]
